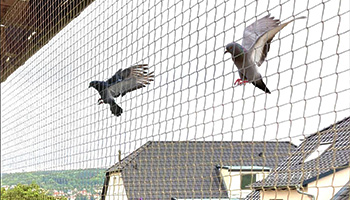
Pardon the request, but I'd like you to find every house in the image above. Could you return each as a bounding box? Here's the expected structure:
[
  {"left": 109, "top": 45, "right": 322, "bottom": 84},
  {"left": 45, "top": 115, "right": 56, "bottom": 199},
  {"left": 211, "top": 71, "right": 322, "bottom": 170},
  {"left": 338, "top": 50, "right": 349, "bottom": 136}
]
[
  {"left": 250, "top": 116, "right": 350, "bottom": 200},
  {"left": 331, "top": 181, "right": 349, "bottom": 200},
  {"left": 101, "top": 141, "right": 296, "bottom": 200}
]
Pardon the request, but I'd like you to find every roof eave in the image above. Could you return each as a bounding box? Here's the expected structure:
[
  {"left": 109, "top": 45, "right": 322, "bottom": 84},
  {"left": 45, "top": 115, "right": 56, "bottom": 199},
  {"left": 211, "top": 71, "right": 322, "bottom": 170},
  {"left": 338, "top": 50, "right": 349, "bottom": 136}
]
[
  {"left": 302, "top": 164, "right": 349, "bottom": 186},
  {"left": 252, "top": 185, "right": 299, "bottom": 190}
]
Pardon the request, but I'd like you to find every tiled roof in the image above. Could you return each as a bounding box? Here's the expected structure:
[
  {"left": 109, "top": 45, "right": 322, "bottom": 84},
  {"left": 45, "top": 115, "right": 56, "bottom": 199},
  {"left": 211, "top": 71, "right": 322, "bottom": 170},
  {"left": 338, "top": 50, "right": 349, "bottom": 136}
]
[
  {"left": 244, "top": 190, "right": 260, "bottom": 200},
  {"left": 251, "top": 117, "right": 350, "bottom": 189},
  {"left": 331, "top": 181, "right": 350, "bottom": 200},
  {"left": 105, "top": 141, "right": 296, "bottom": 199}
]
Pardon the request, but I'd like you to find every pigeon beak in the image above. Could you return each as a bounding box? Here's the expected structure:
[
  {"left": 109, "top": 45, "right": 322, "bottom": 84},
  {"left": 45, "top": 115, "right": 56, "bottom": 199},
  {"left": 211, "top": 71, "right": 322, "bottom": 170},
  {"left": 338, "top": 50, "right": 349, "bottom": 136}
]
[{"left": 224, "top": 50, "right": 229, "bottom": 54}]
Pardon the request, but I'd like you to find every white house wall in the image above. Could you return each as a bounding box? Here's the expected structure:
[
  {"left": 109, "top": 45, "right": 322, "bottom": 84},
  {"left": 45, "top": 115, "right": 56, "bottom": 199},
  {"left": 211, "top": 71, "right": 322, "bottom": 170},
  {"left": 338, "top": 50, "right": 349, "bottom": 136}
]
[
  {"left": 106, "top": 172, "right": 128, "bottom": 200},
  {"left": 308, "top": 167, "right": 350, "bottom": 200}
]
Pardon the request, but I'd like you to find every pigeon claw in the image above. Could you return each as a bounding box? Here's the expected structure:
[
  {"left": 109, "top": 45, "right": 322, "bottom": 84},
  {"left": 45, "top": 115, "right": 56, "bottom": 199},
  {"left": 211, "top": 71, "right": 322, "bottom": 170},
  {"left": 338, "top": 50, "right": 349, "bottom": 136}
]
[
  {"left": 234, "top": 79, "right": 249, "bottom": 85},
  {"left": 234, "top": 79, "right": 242, "bottom": 85},
  {"left": 235, "top": 79, "right": 249, "bottom": 85},
  {"left": 98, "top": 98, "right": 104, "bottom": 105}
]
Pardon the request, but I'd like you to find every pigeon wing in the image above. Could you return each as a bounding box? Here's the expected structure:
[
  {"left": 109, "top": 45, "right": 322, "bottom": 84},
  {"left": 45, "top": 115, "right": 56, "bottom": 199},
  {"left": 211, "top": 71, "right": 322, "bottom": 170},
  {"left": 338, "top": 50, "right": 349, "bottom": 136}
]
[
  {"left": 106, "top": 69, "right": 122, "bottom": 85},
  {"left": 245, "top": 16, "right": 306, "bottom": 66},
  {"left": 108, "top": 64, "right": 154, "bottom": 98},
  {"left": 242, "top": 15, "right": 280, "bottom": 50}
]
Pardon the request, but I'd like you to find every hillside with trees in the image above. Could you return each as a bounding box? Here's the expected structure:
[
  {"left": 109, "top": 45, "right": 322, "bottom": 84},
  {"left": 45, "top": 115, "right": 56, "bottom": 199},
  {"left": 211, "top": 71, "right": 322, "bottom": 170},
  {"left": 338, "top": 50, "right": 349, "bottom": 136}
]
[
  {"left": 1, "top": 183, "right": 67, "bottom": 200},
  {"left": 1, "top": 168, "right": 105, "bottom": 194}
]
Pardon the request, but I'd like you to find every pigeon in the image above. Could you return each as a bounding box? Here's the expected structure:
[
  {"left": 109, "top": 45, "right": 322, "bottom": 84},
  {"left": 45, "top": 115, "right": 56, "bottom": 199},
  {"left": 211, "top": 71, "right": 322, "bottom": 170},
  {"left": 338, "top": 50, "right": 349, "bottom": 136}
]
[
  {"left": 89, "top": 64, "right": 154, "bottom": 116},
  {"left": 225, "top": 14, "right": 306, "bottom": 93}
]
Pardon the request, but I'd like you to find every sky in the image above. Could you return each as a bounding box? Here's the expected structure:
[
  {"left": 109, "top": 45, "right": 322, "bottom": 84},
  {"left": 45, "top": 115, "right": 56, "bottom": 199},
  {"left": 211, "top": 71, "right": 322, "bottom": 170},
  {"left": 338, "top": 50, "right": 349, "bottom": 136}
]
[{"left": 1, "top": 0, "right": 349, "bottom": 173}]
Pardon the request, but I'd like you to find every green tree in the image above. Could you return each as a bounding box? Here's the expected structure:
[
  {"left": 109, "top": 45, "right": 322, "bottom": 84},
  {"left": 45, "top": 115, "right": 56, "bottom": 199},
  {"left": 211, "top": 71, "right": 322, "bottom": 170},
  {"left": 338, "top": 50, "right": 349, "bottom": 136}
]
[
  {"left": 1, "top": 188, "right": 5, "bottom": 197},
  {"left": 1, "top": 183, "right": 67, "bottom": 200}
]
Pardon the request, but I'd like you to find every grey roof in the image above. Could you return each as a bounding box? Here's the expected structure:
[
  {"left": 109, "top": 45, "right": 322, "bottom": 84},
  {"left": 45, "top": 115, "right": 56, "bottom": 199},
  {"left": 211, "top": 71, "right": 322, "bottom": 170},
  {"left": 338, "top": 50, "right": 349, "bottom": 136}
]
[
  {"left": 244, "top": 190, "right": 260, "bottom": 200},
  {"left": 252, "top": 117, "right": 350, "bottom": 189},
  {"left": 331, "top": 181, "right": 350, "bottom": 200},
  {"left": 104, "top": 141, "right": 296, "bottom": 199}
]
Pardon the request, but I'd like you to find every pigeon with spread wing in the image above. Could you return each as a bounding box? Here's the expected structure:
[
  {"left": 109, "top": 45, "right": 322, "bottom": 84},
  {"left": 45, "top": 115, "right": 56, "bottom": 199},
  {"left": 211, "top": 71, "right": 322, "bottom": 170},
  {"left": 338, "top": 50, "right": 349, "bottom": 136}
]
[
  {"left": 225, "top": 15, "right": 305, "bottom": 93},
  {"left": 89, "top": 64, "right": 154, "bottom": 116}
]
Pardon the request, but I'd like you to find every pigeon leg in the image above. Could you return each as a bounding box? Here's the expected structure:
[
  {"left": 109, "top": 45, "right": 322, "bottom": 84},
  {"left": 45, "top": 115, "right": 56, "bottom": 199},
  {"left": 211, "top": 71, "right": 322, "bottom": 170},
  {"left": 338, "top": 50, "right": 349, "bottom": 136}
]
[
  {"left": 234, "top": 79, "right": 242, "bottom": 85},
  {"left": 98, "top": 98, "right": 103, "bottom": 105},
  {"left": 242, "top": 80, "right": 249, "bottom": 85}
]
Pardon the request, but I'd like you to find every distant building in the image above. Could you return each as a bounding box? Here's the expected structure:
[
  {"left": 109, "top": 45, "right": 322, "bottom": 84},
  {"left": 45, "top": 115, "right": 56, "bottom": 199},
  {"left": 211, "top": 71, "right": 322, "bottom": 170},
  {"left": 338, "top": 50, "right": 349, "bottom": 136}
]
[
  {"left": 250, "top": 116, "right": 350, "bottom": 200},
  {"left": 93, "top": 193, "right": 101, "bottom": 200},
  {"left": 1, "top": 185, "right": 9, "bottom": 190},
  {"left": 53, "top": 190, "right": 65, "bottom": 197},
  {"left": 81, "top": 189, "right": 87, "bottom": 195},
  {"left": 102, "top": 141, "right": 296, "bottom": 200},
  {"left": 68, "top": 196, "right": 76, "bottom": 200}
]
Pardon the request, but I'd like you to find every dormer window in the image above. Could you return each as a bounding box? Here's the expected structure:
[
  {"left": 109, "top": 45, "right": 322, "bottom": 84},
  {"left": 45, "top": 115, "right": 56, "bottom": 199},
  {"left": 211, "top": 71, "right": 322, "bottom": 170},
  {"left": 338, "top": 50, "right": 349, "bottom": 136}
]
[
  {"left": 304, "top": 142, "right": 331, "bottom": 162},
  {"left": 217, "top": 166, "right": 271, "bottom": 199}
]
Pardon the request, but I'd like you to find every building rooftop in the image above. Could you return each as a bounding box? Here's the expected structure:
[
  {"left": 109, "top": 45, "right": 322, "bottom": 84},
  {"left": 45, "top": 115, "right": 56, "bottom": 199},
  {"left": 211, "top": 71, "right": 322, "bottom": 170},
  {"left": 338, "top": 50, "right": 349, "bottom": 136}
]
[
  {"left": 103, "top": 141, "right": 296, "bottom": 199},
  {"left": 251, "top": 117, "right": 350, "bottom": 189}
]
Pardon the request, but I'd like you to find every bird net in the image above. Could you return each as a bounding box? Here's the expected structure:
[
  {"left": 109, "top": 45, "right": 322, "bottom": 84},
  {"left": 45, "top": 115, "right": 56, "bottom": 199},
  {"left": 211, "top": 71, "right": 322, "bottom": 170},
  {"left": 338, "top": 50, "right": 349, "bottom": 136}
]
[{"left": 1, "top": 0, "right": 349, "bottom": 200}]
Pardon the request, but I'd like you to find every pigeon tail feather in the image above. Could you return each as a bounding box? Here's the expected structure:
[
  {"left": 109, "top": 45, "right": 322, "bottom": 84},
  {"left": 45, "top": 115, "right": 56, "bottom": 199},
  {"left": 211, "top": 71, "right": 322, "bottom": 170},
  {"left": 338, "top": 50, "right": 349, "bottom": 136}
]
[
  {"left": 252, "top": 79, "right": 271, "bottom": 94},
  {"left": 109, "top": 101, "right": 123, "bottom": 116}
]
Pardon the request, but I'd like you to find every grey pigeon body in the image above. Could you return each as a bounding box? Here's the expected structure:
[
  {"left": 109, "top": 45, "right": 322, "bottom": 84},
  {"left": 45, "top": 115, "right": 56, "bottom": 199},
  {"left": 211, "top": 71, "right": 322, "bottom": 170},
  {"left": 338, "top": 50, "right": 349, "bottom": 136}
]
[
  {"left": 225, "top": 15, "right": 306, "bottom": 93},
  {"left": 89, "top": 64, "right": 154, "bottom": 116}
]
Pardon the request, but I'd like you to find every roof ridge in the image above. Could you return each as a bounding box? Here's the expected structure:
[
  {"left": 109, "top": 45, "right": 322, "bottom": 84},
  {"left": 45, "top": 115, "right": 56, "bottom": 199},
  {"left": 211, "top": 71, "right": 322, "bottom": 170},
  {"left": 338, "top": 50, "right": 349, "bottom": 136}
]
[
  {"left": 106, "top": 141, "right": 152, "bottom": 172},
  {"left": 251, "top": 116, "right": 350, "bottom": 189},
  {"left": 305, "top": 116, "right": 350, "bottom": 139}
]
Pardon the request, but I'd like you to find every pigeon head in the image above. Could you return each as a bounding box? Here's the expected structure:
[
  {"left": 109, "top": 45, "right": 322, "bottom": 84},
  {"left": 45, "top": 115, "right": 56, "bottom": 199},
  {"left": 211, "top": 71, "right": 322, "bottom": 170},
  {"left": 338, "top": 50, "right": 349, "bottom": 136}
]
[
  {"left": 224, "top": 42, "right": 245, "bottom": 58},
  {"left": 89, "top": 81, "right": 108, "bottom": 92}
]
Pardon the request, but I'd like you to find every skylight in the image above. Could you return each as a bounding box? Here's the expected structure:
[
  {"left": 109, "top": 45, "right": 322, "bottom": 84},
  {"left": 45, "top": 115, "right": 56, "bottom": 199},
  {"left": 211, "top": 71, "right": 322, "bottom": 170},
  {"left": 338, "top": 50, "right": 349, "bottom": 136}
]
[{"left": 304, "top": 143, "right": 332, "bottom": 162}]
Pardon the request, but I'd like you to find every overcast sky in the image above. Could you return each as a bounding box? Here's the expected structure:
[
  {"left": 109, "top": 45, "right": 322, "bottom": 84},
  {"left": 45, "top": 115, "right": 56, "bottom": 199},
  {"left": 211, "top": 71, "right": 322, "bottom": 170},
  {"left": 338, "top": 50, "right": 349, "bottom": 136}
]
[{"left": 1, "top": 0, "right": 349, "bottom": 173}]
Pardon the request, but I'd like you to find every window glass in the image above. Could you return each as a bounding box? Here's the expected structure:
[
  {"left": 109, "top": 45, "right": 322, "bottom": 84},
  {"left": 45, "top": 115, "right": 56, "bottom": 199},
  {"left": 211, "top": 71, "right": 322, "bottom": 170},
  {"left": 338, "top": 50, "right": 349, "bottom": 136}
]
[{"left": 241, "top": 174, "right": 256, "bottom": 189}]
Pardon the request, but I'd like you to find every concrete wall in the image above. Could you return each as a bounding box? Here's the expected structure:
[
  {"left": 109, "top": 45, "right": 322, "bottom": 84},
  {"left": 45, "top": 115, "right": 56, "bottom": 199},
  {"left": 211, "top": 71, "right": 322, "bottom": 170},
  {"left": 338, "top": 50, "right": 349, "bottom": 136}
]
[{"left": 105, "top": 172, "right": 128, "bottom": 200}]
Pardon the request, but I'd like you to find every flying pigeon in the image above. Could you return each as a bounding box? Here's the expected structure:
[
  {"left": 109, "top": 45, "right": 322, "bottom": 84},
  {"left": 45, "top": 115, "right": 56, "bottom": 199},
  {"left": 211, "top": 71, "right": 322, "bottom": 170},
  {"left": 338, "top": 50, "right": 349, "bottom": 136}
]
[
  {"left": 89, "top": 64, "right": 154, "bottom": 116},
  {"left": 225, "top": 15, "right": 306, "bottom": 93}
]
